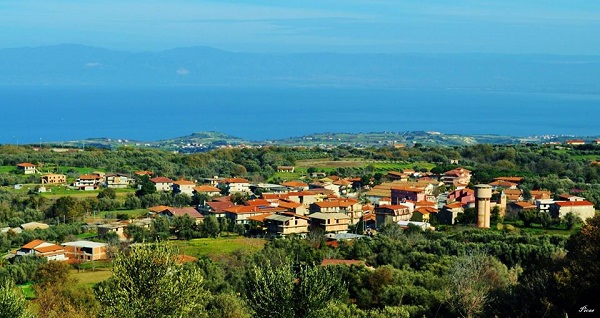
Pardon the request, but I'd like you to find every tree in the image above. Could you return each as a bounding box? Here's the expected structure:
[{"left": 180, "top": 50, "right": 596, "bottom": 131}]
[
  {"left": 151, "top": 217, "right": 171, "bottom": 241},
  {"left": 245, "top": 259, "right": 347, "bottom": 318},
  {"left": 97, "top": 188, "right": 117, "bottom": 200},
  {"left": 94, "top": 244, "right": 209, "bottom": 318},
  {"left": 172, "top": 193, "right": 192, "bottom": 208},
  {"left": 47, "top": 196, "right": 85, "bottom": 223},
  {"left": 562, "top": 212, "right": 582, "bottom": 230},
  {"left": 172, "top": 215, "right": 197, "bottom": 240},
  {"left": 201, "top": 215, "right": 220, "bottom": 238},
  {"left": 0, "top": 280, "right": 34, "bottom": 318},
  {"left": 124, "top": 194, "right": 142, "bottom": 210},
  {"left": 445, "top": 252, "right": 514, "bottom": 318},
  {"left": 518, "top": 209, "right": 537, "bottom": 227},
  {"left": 135, "top": 175, "right": 156, "bottom": 197}
]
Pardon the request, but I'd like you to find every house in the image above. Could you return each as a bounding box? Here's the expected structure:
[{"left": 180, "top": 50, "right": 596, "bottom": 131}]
[
  {"left": 193, "top": 185, "right": 222, "bottom": 197},
  {"left": 387, "top": 171, "right": 408, "bottom": 181},
  {"left": 225, "top": 205, "right": 287, "bottom": 225},
  {"left": 530, "top": 190, "right": 552, "bottom": 201},
  {"left": 437, "top": 202, "right": 464, "bottom": 225},
  {"left": 411, "top": 206, "right": 438, "bottom": 223},
  {"left": 441, "top": 167, "right": 472, "bottom": 188},
  {"left": 551, "top": 201, "right": 596, "bottom": 220},
  {"left": 447, "top": 188, "right": 475, "bottom": 206},
  {"left": 222, "top": 178, "right": 252, "bottom": 194},
  {"left": 173, "top": 179, "right": 196, "bottom": 196},
  {"left": 62, "top": 240, "right": 108, "bottom": 261},
  {"left": 41, "top": 174, "right": 66, "bottom": 184},
  {"left": 566, "top": 139, "right": 585, "bottom": 146},
  {"left": 16, "top": 162, "right": 37, "bottom": 174},
  {"left": 375, "top": 205, "right": 412, "bottom": 227},
  {"left": 277, "top": 199, "right": 308, "bottom": 215},
  {"left": 264, "top": 212, "right": 310, "bottom": 236},
  {"left": 308, "top": 212, "right": 350, "bottom": 233},
  {"left": 17, "top": 240, "right": 67, "bottom": 261},
  {"left": 489, "top": 180, "right": 518, "bottom": 190},
  {"left": 160, "top": 207, "right": 204, "bottom": 223},
  {"left": 503, "top": 189, "right": 524, "bottom": 202},
  {"left": 309, "top": 198, "right": 362, "bottom": 224},
  {"left": 20, "top": 222, "right": 49, "bottom": 231},
  {"left": 73, "top": 174, "right": 103, "bottom": 190},
  {"left": 333, "top": 179, "right": 353, "bottom": 195},
  {"left": 198, "top": 201, "right": 236, "bottom": 218},
  {"left": 105, "top": 173, "right": 131, "bottom": 189},
  {"left": 391, "top": 187, "right": 426, "bottom": 203},
  {"left": 287, "top": 191, "right": 323, "bottom": 207},
  {"left": 507, "top": 201, "right": 537, "bottom": 218},
  {"left": 556, "top": 194, "right": 586, "bottom": 202},
  {"left": 277, "top": 166, "right": 295, "bottom": 173},
  {"left": 98, "top": 219, "right": 152, "bottom": 240},
  {"left": 150, "top": 177, "right": 175, "bottom": 192}
]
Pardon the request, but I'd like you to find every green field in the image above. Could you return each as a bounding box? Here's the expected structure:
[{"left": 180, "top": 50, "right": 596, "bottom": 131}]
[
  {"left": 169, "top": 237, "right": 266, "bottom": 259},
  {"left": 70, "top": 268, "right": 112, "bottom": 287}
]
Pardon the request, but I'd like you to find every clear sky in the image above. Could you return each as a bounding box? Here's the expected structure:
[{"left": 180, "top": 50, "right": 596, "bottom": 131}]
[{"left": 1, "top": 0, "right": 599, "bottom": 54}]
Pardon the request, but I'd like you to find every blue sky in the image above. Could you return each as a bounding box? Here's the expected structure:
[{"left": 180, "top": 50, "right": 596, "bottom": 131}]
[{"left": 1, "top": 0, "right": 599, "bottom": 54}]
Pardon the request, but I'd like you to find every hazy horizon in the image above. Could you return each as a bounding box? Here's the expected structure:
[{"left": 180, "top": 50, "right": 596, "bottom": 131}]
[{"left": 1, "top": 1, "right": 599, "bottom": 55}]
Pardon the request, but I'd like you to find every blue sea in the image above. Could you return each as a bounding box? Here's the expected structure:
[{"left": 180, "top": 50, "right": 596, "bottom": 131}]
[{"left": 1, "top": 86, "right": 599, "bottom": 144}]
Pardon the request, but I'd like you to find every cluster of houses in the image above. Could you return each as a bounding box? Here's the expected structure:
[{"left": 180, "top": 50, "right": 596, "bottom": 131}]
[
  {"left": 14, "top": 239, "right": 108, "bottom": 262},
  {"left": 13, "top": 162, "right": 598, "bottom": 237}
]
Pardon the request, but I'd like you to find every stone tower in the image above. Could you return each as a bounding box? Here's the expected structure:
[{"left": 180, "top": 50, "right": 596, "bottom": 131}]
[{"left": 475, "top": 184, "right": 493, "bottom": 228}]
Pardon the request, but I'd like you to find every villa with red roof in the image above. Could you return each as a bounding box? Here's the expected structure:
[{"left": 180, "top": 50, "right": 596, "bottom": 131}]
[
  {"left": 194, "top": 185, "right": 222, "bottom": 197},
  {"left": 159, "top": 207, "right": 204, "bottom": 223},
  {"left": 16, "top": 162, "right": 37, "bottom": 174},
  {"left": 151, "top": 176, "right": 174, "bottom": 192},
  {"left": 441, "top": 167, "right": 472, "bottom": 188},
  {"left": 17, "top": 240, "right": 67, "bottom": 261},
  {"left": 173, "top": 179, "right": 196, "bottom": 196},
  {"left": 551, "top": 200, "right": 595, "bottom": 220},
  {"left": 375, "top": 204, "right": 412, "bottom": 226}
]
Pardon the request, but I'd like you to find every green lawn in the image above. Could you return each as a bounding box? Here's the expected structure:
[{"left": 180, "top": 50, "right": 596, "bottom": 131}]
[
  {"left": 70, "top": 268, "right": 112, "bottom": 288},
  {"left": 18, "top": 283, "right": 36, "bottom": 300},
  {"left": 169, "top": 236, "right": 266, "bottom": 259}
]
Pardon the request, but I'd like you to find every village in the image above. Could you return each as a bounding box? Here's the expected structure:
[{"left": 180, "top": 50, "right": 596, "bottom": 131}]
[{"left": 5, "top": 156, "right": 596, "bottom": 264}]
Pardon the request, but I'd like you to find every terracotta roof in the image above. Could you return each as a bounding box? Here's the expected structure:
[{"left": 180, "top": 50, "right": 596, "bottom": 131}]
[
  {"left": 247, "top": 213, "right": 273, "bottom": 223},
  {"left": 194, "top": 185, "right": 221, "bottom": 193},
  {"left": 414, "top": 201, "right": 436, "bottom": 208},
  {"left": 444, "top": 202, "right": 464, "bottom": 209},
  {"left": 35, "top": 244, "right": 64, "bottom": 254},
  {"left": 22, "top": 239, "right": 45, "bottom": 249},
  {"left": 148, "top": 205, "right": 170, "bottom": 213},
  {"left": 513, "top": 202, "right": 536, "bottom": 209},
  {"left": 134, "top": 170, "right": 153, "bottom": 176},
  {"left": 246, "top": 199, "right": 272, "bottom": 206},
  {"left": 150, "top": 177, "right": 174, "bottom": 184},
  {"left": 387, "top": 171, "right": 405, "bottom": 177},
  {"left": 362, "top": 213, "right": 376, "bottom": 221},
  {"left": 277, "top": 200, "right": 302, "bottom": 209},
  {"left": 164, "top": 207, "right": 203, "bottom": 218},
  {"left": 173, "top": 180, "right": 196, "bottom": 186},
  {"left": 280, "top": 181, "right": 308, "bottom": 188},
  {"left": 225, "top": 206, "right": 286, "bottom": 214},
  {"left": 17, "top": 162, "right": 36, "bottom": 167},
  {"left": 414, "top": 207, "right": 438, "bottom": 214},
  {"left": 555, "top": 201, "right": 594, "bottom": 207},
  {"left": 321, "top": 259, "right": 365, "bottom": 266},
  {"left": 333, "top": 179, "right": 352, "bottom": 186},
  {"left": 489, "top": 180, "right": 518, "bottom": 187},
  {"left": 206, "top": 201, "right": 235, "bottom": 212},
  {"left": 391, "top": 187, "right": 424, "bottom": 193},
  {"left": 494, "top": 177, "right": 524, "bottom": 183},
  {"left": 79, "top": 174, "right": 102, "bottom": 180},
  {"left": 223, "top": 177, "right": 250, "bottom": 184}
]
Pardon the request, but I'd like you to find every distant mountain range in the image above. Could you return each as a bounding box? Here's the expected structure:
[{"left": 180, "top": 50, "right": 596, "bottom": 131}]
[
  {"left": 51, "top": 131, "right": 598, "bottom": 152},
  {"left": 0, "top": 44, "right": 599, "bottom": 93}
]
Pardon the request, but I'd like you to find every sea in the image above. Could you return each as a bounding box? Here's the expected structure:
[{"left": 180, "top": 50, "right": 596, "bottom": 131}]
[{"left": 1, "top": 86, "right": 599, "bottom": 144}]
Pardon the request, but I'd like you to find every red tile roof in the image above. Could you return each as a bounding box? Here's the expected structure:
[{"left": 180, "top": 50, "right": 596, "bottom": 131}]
[
  {"left": 555, "top": 201, "right": 594, "bottom": 207},
  {"left": 17, "top": 162, "right": 36, "bottom": 167},
  {"left": 206, "top": 201, "right": 235, "bottom": 212},
  {"left": 173, "top": 179, "right": 196, "bottom": 186},
  {"left": 444, "top": 202, "right": 464, "bottom": 209},
  {"left": 150, "top": 177, "right": 174, "bottom": 183},
  {"left": 494, "top": 177, "right": 524, "bottom": 183},
  {"left": 247, "top": 213, "right": 273, "bottom": 223},
  {"left": 148, "top": 205, "right": 170, "bottom": 213},
  {"left": 391, "top": 187, "right": 425, "bottom": 193},
  {"left": 165, "top": 207, "right": 203, "bottom": 218},
  {"left": 22, "top": 239, "right": 45, "bottom": 249},
  {"left": 223, "top": 178, "right": 250, "bottom": 184},
  {"left": 280, "top": 181, "right": 308, "bottom": 188}
]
